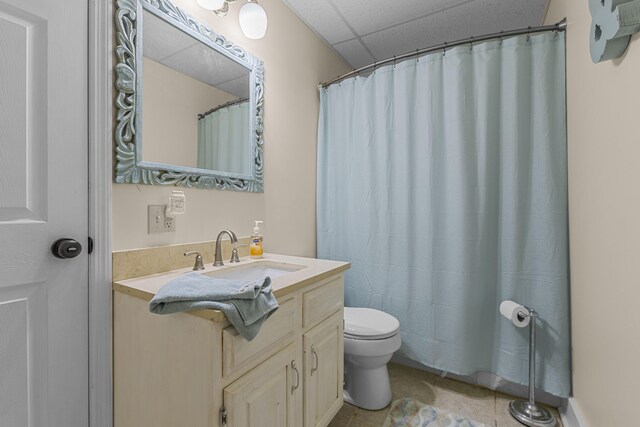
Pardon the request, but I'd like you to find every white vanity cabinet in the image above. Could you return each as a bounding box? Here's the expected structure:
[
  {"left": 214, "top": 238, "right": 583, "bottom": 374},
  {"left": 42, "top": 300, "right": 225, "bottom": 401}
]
[
  {"left": 301, "top": 276, "right": 345, "bottom": 427},
  {"left": 222, "top": 344, "right": 298, "bottom": 427},
  {"left": 113, "top": 256, "right": 348, "bottom": 427},
  {"left": 303, "top": 313, "right": 344, "bottom": 427}
]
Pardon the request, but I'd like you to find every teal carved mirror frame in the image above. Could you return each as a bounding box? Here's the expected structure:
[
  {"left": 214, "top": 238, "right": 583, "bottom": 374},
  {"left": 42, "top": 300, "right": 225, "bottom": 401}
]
[{"left": 114, "top": 0, "right": 265, "bottom": 191}]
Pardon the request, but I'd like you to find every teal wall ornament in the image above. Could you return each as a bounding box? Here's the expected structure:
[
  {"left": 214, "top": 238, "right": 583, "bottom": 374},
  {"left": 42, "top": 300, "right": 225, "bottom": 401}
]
[{"left": 590, "top": 0, "right": 640, "bottom": 63}]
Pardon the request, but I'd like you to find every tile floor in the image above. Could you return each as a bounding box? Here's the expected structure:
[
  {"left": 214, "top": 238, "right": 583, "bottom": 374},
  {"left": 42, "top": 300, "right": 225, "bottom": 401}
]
[{"left": 329, "top": 363, "right": 563, "bottom": 427}]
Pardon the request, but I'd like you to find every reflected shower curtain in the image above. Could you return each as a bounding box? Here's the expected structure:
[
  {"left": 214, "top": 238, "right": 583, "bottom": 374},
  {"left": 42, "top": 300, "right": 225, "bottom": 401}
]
[
  {"left": 197, "top": 101, "right": 250, "bottom": 174},
  {"left": 317, "top": 33, "right": 570, "bottom": 397}
]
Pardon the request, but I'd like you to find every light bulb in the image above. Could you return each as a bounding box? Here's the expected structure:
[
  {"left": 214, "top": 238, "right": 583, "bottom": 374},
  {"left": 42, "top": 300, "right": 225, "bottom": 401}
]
[
  {"left": 197, "top": 0, "right": 225, "bottom": 11},
  {"left": 239, "top": 1, "right": 267, "bottom": 39}
]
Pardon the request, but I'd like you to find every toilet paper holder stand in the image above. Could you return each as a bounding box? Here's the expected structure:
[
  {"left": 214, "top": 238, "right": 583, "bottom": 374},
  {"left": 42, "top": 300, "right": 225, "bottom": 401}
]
[{"left": 508, "top": 306, "right": 557, "bottom": 427}]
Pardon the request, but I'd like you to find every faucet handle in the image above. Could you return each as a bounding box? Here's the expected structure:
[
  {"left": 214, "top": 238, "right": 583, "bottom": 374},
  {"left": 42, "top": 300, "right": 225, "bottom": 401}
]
[
  {"left": 184, "top": 251, "right": 205, "bottom": 271},
  {"left": 230, "top": 244, "right": 247, "bottom": 263}
]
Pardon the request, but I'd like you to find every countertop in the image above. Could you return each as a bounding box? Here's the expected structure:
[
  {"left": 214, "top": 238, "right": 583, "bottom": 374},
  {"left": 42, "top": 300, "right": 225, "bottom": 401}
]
[{"left": 113, "top": 253, "right": 350, "bottom": 322}]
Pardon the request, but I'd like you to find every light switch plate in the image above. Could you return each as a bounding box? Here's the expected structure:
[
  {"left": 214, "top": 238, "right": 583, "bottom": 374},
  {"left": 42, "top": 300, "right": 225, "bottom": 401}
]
[{"left": 148, "top": 205, "right": 175, "bottom": 234}]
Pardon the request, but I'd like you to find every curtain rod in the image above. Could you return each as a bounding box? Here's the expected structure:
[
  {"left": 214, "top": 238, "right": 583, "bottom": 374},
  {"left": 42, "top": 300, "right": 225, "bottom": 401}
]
[
  {"left": 198, "top": 97, "right": 249, "bottom": 119},
  {"left": 321, "top": 18, "right": 567, "bottom": 88}
]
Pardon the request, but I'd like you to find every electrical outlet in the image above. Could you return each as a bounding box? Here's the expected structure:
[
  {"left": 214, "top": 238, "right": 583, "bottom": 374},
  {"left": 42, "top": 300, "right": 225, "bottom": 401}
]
[
  {"left": 148, "top": 205, "right": 176, "bottom": 234},
  {"left": 164, "top": 216, "right": 175, "bottom": 231}
]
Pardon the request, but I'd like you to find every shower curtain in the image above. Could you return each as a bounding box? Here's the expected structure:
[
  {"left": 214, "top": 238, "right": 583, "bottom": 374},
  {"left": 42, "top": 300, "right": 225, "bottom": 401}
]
[
  {"left": 197, "top": 101, "right": 250, "bottom": 174},
  {"left": 317, "top": 32, "right": 570, "bottom": 397}
]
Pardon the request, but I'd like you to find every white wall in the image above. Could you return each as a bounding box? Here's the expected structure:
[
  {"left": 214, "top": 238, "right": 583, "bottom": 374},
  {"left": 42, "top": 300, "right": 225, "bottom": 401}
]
[
  {"left": 112, "top": 0, "right": 350, "bottom": 252},
  {"left": 545, "top": 1, "right": 640, "bottom": 425}
]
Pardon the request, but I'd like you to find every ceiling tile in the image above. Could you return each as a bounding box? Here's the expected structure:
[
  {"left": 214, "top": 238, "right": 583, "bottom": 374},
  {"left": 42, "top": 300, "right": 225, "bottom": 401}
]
[
  {"left": 360, "top": 0, "right": 548, "bottom": 62},
  {"left": 329, "top": 0, "right": 472, "bottom": 36},
  {"left": 216, "top": 76, "right": 251, "bottom": 99},
  {"left": 282, "top": 0, "right": 355, "bottom": 44},
  {"left": 161, "top": 43, "right": 250, "bottom": 92},
  {"left": 142, "top": 10, "right": 198, "bottom": 62},
  {"left": 332, "top": 38, "right": 376, "bottom": 70},
  {"left": 282, "top": 0, "right": 549, "bottom": 69}
]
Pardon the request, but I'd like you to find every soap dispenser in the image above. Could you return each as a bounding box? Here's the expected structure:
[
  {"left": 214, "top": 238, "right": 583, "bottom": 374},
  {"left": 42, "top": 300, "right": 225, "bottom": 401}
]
[{"left": 250, "top": 220, "right": 264, "bottom": 259}]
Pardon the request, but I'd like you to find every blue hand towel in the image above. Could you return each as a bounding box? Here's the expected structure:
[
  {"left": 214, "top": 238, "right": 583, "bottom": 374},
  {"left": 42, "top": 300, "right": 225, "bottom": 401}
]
[{"left": 148, "top": 272, "right": 279, "bottom": 341}]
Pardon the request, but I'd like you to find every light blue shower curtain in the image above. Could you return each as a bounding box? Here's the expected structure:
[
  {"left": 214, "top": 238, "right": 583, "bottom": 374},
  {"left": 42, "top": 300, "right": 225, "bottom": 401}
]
[
  {"left": 197, "top": 101, "right": 250, "bottom": 174},
  {"left": 317, "top": 32, "right": 570, "bottom": 397}
]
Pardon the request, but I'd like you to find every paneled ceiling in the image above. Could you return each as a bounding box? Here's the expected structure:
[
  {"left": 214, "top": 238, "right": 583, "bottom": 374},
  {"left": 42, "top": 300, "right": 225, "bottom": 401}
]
[
  {"left": 143, "top": 9, "right": 250, "bottom": 98},
  {"left": 282, "top": 0, "right": 551, "bottom": 70}
]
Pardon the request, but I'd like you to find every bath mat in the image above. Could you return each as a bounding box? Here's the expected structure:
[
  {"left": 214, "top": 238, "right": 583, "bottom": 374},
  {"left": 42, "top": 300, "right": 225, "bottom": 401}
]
[{"left": 382, "top": 398, "right": 486, "bottom": 427}]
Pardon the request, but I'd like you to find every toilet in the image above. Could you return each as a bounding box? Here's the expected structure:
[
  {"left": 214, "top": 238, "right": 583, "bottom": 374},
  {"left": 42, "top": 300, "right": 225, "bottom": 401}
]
[{"left": 343, "top": 307, "right": 401, "bottom": 410}]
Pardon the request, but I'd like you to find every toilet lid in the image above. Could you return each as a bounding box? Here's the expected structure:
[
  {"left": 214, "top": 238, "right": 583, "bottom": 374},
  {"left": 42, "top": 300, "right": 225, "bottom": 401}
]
[{"left": 344, "top": 307, "right": 400, "bottom": 340}]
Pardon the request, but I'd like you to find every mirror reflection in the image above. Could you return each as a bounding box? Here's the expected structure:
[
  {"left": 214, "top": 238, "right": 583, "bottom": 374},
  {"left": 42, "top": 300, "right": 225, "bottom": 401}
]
[{"left": 141, "top": 9, "right": 252, "bottom": 176}]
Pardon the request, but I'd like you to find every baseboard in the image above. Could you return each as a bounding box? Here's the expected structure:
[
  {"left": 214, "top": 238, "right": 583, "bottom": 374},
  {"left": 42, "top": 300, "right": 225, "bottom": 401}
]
[{"left": 560, "top": 398, "right": 587, "bottom": 427}]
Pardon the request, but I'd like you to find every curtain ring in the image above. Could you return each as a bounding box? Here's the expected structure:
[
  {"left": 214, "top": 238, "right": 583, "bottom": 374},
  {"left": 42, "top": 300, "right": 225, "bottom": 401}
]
[
  {"left": 416, "top": 49, "right": 420, "bottom": 63},
  {"left": 443, "top": 41, "right": 447, "bottom": 56},
  {"left": 526, "top": 26, "right": 532, "bottom": 41},
  {"left": 373, "top": 61, "right": 378, "bottom": 74},
  {"left": 499, "top": 31, "right": 504, "bottom": 44},
  {"left": 553, "top": 28, "right": 559, "bottom": 38},
  {"left": 393, "top": 55, "right": 397, "bottom": 69},
  {"left": 469, "top": 36, "right": 474, "bottom": 50}
]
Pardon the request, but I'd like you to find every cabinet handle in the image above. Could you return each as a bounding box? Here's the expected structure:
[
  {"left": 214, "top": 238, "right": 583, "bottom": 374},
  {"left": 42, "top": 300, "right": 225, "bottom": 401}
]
[
  {"left": 311, "top": 346, "right": 319, "bottom": 376},
  {"left": 291, "top": 360, "right": 300, "bottom": 394}
]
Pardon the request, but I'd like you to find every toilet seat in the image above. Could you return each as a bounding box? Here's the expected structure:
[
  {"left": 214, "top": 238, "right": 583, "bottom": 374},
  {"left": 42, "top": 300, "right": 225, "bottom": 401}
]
[
  {"left": 344, "top": 307, "right": 400, "bottom": 340},
  {"left": 343, "top": 332, "right": 401, "bottom": 357}
]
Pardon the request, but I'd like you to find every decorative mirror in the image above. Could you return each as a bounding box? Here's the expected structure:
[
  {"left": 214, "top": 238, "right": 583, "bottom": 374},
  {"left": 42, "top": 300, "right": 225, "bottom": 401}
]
[{"left": 115, "top": 0, "right": 264, "bottom": 191}]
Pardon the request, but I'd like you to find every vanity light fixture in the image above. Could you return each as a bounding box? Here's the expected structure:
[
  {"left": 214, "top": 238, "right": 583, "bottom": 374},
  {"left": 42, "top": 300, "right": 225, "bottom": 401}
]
[
  {"left": 239, "top": 0, "right": 268, "bottom": 40},
  {"left": 196, "top": 0, "right": 226, "bottom": 12},
  {"left": 196, "top": 0, "right": 268, "bottom": 39}
]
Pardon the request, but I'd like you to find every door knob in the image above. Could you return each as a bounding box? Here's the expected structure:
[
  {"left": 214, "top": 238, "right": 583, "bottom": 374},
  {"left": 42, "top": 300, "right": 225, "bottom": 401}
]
[{"left": 51, "top": 238, "right": 83, "bottom": 259}]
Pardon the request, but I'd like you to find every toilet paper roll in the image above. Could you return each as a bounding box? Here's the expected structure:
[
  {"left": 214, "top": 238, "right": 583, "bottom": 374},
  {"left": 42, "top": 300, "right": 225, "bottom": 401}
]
[{"left": 499, "top": 300, "right": 530, "bottom": 328}]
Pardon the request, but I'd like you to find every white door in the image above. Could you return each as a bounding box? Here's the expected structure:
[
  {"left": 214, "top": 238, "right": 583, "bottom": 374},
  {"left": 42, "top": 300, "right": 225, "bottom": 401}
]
[{"left": 0, "top": 0, "right": 89, "bottom": 425}]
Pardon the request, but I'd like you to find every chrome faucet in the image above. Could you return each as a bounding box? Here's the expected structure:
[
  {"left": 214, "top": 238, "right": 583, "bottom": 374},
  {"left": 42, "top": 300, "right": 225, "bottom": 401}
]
[{"left": 213, "top": 229, "right": 238, "bottom": 267}]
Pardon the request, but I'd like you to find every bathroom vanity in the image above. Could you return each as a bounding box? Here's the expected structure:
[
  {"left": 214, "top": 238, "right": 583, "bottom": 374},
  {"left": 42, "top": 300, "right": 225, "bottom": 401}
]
[{"left": 113, "top": 252, "right": 350, "bottom": 427}]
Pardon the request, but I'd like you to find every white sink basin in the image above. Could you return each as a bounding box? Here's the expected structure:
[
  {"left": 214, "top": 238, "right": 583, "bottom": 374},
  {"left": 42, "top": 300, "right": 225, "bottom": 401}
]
[{"left": 203, "top": 261, "right": 307, "bottom": 282}]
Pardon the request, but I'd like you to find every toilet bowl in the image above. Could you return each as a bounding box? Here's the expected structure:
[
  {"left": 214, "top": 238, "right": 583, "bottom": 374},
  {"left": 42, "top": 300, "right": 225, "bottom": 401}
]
[{"left": 343, "top": 307, "right": 401, "bottom": 410}]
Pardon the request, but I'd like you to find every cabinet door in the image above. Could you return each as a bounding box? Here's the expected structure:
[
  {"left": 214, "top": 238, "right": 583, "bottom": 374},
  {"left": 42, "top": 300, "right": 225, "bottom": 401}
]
[
  {"left": 304, "top": 312, "right": 344, "bottom": 427},
  {"left": 223, "top": 344, "right": 299, "bottom": 427}
]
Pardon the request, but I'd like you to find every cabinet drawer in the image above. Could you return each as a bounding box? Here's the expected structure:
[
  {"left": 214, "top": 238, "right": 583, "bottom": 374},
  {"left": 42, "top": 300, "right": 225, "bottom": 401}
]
[
  {"left": 223, "top": 296, "right": 296, "bottom": 378},
  {"left": 302, "top": 276, "right": 343, "bottom": 329}
]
